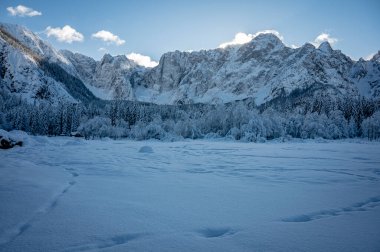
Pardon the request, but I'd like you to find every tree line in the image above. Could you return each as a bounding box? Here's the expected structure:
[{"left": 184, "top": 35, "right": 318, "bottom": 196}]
[{"left": 0, "top": 86, "right": 379, "bottom": 141}]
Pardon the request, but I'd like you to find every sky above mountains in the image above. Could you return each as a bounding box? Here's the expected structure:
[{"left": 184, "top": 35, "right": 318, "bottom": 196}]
[{"left": 0, "top": 0, "right": 379, "bottom": 64}]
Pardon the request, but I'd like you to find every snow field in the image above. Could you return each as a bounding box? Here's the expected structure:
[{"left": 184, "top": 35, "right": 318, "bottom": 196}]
[{"left": 0, "top": 137, "right": 380, "bottom": 251}]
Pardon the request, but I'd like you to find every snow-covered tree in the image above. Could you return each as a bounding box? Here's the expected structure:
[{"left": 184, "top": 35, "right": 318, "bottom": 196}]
[{"left": 361, "top": 111, "right": 380, "bottom": 140}]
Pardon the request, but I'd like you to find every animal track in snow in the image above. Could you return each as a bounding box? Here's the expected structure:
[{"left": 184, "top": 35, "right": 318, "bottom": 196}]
[
  {"left": 63, "top": 233, "right": 146, "bottom": 251},
  {"left": 0, "top": 181, "right": 77, "bottom": 247},
  {"left": 282, "top": 195, "right": 380, "bottom": 222}
]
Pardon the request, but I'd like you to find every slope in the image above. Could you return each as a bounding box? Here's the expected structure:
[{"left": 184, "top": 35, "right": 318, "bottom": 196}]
[{"left": 0, "top": 23, "right": 97, "bottom": 104}]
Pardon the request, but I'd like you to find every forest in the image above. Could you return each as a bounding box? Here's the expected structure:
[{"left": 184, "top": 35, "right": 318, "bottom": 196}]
[{"left": 1, "top": 85, "right": 379, "bottom": 141}]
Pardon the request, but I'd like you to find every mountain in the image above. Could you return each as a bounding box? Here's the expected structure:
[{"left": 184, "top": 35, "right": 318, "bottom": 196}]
[
  {"left": 1, "top": 22, "right": 380, "bottom": 106},
  {"left": 0, "top": 23, "right": 98, "bottom": 104},
  {"left": 138, "top": 35, "right": 380, "bottom": 105},
  {"left": 60, "top": 50, "right": 145, "bottom": 100},
  {"left": 0, "top": 23, "right": 76, "bottom": 103},
  {"left": 0, "top": 23, "right": 144, "bottom": 103},
  {"left": 350, "top": 53, "right": 380, "bottom": 98}
]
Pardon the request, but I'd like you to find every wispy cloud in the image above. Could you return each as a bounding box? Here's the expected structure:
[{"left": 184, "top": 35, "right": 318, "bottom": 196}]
[
  {"left": 92, "top": 30, "right": 125, "bottom": 46},
  {"left": 98, "top": 47, "right": 108, "bottom": 53},
  {"left": 312, "top": 33, "right": 338, "bottom": 47},
  {"left": 219, "top": 30, "right": 284, "bottom": 48},
  {"left": 45, "top": 25, "right": 84, "bottom": 43},
  {"left": 127, "top": 53, "right": 158, "bottom": 68},
  {"left": 7, "top": 5, "right": 42, "bottom": 17}
]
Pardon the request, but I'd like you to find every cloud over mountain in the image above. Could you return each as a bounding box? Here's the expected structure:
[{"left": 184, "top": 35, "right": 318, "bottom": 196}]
[
  {"left": 92, "top": 30, "right": 125, "bottom": 46},
  {"left": 45, "top": 25, "right": 84, "bottom": 43},
  {"left": 7, "top": 5, "right": 42, "bottom": 17}
]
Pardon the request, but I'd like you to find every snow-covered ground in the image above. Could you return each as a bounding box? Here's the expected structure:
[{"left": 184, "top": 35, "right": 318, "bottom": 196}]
[{"left": 1, "top": 137, "right": 380, "bottom": 251}]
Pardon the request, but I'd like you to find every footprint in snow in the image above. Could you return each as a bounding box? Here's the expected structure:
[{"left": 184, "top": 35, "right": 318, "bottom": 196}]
[
  {"left": 282, "top": 195, "right": 380, "bottom": 222},
  {"left": 197, "top": 227, "right": 236, "bottom": 238}
]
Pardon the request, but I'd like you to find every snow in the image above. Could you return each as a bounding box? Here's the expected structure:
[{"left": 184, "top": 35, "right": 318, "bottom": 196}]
[
  {"left": 134, "top": 86, "right": 160, "bottom": 103},
  {"left": 254, "top": 84, "right": 272, "bottom": 105},
  {"left": 0, "top": 129, "right": 29, "bottom": 144},
  {"left": 351, "top": 59, "right": 380, "bottom": 98},
  {"left": 1, "top": 137, "right": 380, "bottom": 251},
  {"left": 84, "top": 83, "right": 114, "bottom": 100},
  {"left": 138, "top": 145, "right": 154, "bottom": 153}
]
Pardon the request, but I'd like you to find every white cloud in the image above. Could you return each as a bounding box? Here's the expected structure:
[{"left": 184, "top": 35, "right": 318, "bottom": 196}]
[
  {"left": 126, "top": 53, "right": 158, "bottom": 68},
  {"left": 45, "top": 25, "right": 84, "bottom": 43},
  {"left": 98, "top": 47, "right": 107, "bottom": 53},
  {"left": 92, "top": 30, "right": 125, "bottom": 46},
  {"left": 312, "top": 33, "right": 338, "bottom": 47},
  {"left": 219, "top": 32, "right": 253, "bottom": 48},
  {"left": 219, "top": 30, "right": 284, "bottom": 48},
  {"left": 7, "top": 5, "right": 42, "bottom": 17}
]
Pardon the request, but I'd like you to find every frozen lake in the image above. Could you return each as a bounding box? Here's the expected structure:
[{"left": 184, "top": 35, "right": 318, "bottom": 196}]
[{"left": 1, "top": 137, "right": 380, "bottom": 251}]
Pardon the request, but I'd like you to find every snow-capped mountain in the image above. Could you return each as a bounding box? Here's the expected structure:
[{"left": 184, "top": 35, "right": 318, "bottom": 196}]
[
  {"left": 0, "top": 23, "right": 77, "bottom": 103},
  {"left": 1, "top": 22, "right": 380, "bottom": 105},
  {"left": 350, "top": 52, "right": 380, "bottom": 98},
  {"left": 138, "top": 35, "right": 379, "bottom": 104},
  {"left": 60, "top": 50, "right": 145, "bottom": 100},
  {"left": 0, "top": 22, "right": 143, "bottom": 103}
]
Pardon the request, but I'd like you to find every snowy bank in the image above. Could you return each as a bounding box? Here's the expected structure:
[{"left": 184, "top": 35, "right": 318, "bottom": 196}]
[{"left": 0, "top": 129, "right": 28, "bottom": 149}]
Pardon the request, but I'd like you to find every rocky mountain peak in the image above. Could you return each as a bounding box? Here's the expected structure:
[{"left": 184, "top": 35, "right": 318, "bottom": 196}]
[
  {"left": 318, "top": 41, "right": 333, "bottom": 53},
  {"left": 371, "top": 51, "right": 380, "bottom": 62},
  {"left": 252, "top": 33, "right": 283, "bottom": 45},
  {"left": 246, "top": 33, "right": 284, "bottom": 51},
  {"left": 100, "top": 53, "right": 114, "bottom": 64}
]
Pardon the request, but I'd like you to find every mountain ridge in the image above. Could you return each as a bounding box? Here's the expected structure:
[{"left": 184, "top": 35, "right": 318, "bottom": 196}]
[{"left": 1, "top": 22, "right": 379, "bottom": 105}]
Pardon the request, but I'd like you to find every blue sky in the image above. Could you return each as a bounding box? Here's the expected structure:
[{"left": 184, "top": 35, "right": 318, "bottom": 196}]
[{"left": 1, "top": 0, "right": 379, "bottom": 63}]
